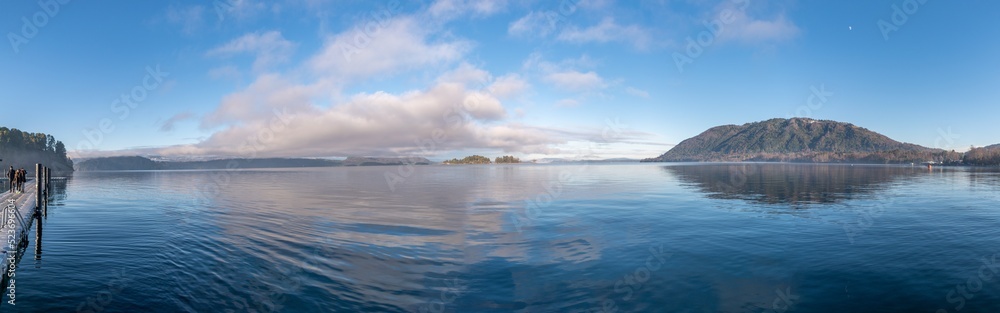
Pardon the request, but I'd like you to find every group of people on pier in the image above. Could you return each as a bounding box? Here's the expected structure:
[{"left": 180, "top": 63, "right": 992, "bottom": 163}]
[{"left": 6, "top": 166, "right": 27, "bottom": 193}]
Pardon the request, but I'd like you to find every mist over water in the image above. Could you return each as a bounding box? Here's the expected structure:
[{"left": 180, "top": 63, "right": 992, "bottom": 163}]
[{"left": 6, "top": 163, "right": 1000, "bottom": 312}]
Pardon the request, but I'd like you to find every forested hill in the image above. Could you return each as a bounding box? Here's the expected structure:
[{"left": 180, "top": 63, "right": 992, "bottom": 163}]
[
  {"left": 964, "top": 144, "right": 1000, "bottom": 166},
  {"left": 0, "top": 127, "right": 74, "bottom": 174},
  {"left": 642, "top": 118, "right": 962, "bottom": 164}
]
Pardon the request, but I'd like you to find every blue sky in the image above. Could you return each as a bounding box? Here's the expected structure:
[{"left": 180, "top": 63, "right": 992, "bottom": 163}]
[{"left": 1, "top": 0, "right": 998, "bottom": 161}]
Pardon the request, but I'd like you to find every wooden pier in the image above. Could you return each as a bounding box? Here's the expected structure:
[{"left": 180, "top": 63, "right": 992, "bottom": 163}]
[{"left": 0, "top": 164, "right": 54, "bottom": 290}]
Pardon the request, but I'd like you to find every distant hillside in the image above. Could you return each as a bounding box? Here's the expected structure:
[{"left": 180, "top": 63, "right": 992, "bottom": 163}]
[
  {"left": 76, "top": 156, "right": 342, "bottom": 171},
  {"left": 963, "top": 144, "right": 1000, "bottom": 166},
  {"left": 643, "top": 118, "right": 961, "bottom": 164},
  {"left": 341, "top": 157, "right": 432, "bottom": 166},
  {"left": 0, "top": 127, "right": 74, "bottom": 174}
]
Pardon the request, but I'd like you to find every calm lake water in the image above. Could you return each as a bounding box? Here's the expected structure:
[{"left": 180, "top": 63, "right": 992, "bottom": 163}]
[{"left": 4, "top": 163, "right": 1000, "bottom": 312}]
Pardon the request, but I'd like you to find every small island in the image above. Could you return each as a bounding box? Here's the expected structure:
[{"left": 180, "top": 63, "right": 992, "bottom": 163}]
[
  {"left": 443, "top": 155, "right": 522, "bottom": 165},
  {"left": 494, "top": 155, "right": 521, "bottom": 164},
  {"left": 443, "top": 155, "right": 492, "bottom": 164}
]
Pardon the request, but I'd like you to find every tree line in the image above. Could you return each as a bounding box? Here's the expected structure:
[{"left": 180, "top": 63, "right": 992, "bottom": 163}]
[
  {"left": 443, "top": 155, "right": 522, "bottom": 164},
  {"left": 0, "top": 126, "right": 73, "bottom": 173},
  {"left": 963, "top": 146, "right": 1000, "bottom": 166}
]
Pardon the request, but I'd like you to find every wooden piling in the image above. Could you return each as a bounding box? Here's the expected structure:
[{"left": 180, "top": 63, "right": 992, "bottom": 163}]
[
  {"left": 36, "top": 163, "right": 42, "bottom": 208},
  {"left": 34, "top": 212, "right": 42, "bottom": 260}
]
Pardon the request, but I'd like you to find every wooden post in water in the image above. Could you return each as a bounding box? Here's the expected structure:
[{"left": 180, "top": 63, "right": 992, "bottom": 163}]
[
  {"left": 34, "top": 210, "right": 42, "bottom": 260},
  {"left": 36, "top": 163, "right": 42, "bottom": 208},
  {"left": 44, "top": 167, "right": 50, "bottom": 208}
]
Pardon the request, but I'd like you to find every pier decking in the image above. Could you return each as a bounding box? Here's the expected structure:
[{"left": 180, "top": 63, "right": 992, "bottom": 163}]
[
  {"left": 0, "top": 164, "right": 54, "bottom": 292},
  {"left": 1, "top": 180, "right": 40, "bottom": 250}
]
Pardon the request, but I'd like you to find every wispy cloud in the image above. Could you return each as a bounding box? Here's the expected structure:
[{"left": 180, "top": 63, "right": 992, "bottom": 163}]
[
  {"left": 625, "top": 86, "right": 649, "bottom": 98},
  {"left": 508, "top": 11, "right": 556, "bottom": 38},
  {"left": 712, "top": 2, "right": 800, "bottom": 44},
  {"left": 428, "top": 0, "right": 509, "bottom": 19},
  {"left": 207, "top": 31, "right": 297, "bottom": 72},
  {"left": 214, "top": 0, "right": 267, "bottom": 21},
  {"left": 308, "top": 16, "right": 471, "bottom": 82},
  {"left": 557, "top": 18, "right": 652, "bottom": 50},
  {"left": 165, "top": 5, "right": 205, "bottom": 34},
  {"left": 544, "top": 70, "right": 606, "bottom": 92},
  {"left": 159, "top": 112, "right": 196, "bottom": 132},
  {"left": 208, "top": 65, "right": 241, "bottom": 80},
  {"left": 556, "top": 98, "right": 580, "bottom": 107}
]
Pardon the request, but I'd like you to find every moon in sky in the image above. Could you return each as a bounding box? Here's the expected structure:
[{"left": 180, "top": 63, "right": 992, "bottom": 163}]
[{"left": 848, "top": 26, "right": 853, "bottom": 30}]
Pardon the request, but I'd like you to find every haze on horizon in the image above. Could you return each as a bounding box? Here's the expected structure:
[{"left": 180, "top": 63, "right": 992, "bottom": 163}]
[{"left": 2, "top": 0, "right": 997, "bottom": 161}]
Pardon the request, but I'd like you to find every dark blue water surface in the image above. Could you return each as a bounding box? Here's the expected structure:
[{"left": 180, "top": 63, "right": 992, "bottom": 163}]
[{"left": 4, "top": 163, "right": 1000, "bottom": 312}]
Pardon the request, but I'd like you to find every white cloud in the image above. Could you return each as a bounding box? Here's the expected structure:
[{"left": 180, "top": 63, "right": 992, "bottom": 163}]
[
  {"left": 208, "top": 65, "right": 241, "bottom": 80},
  {"left": 556, "top": 98, "right": 580, "bottom": 107},
  {"left": 201, "top": 74, "right": 321, "bottom": 129},
  {"left": 429, "top": 0, "right": 508, "bottom": 19},
  {"left": 544, "top": 70, "right": 605, "bottom": 92},
  {"left": 308, "top": 16, "right": 471, "bottom": 82},
  {"left": 119, "top": 5, "right": 660, "bottom": 159},
  {"left": 625, "top": 86, "right": 649, "bottom": 98},
  {"left": 508, "top": 11, "right": 556, "bottom": 38},
  {"left": 158, "top": 77, "right": 562, "bottom": 158},
  {"left": 557, "top": 18, "right": 652, "bottom": 50},
  {"left": 488, "top": 74, "right": 529, "bottom": 99},
  {"left": 436, "top": 62, "right": 491, "bottom": 86},
  {"left": 213, "top": 0, "right": 267, "bottom": 21},
  {"left": 712, "top": 3, "right": 800, "bottom": 44},
  {"left": 207, "top": 31, "right": 297, "bottom": 71},
  {"left": 165, "top": 5, "right": 205, "bottom": 34}
]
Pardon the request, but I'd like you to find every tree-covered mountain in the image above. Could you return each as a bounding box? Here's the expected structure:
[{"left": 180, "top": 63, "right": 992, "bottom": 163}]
[
  {"left": 642, "top": 118, "right": 962, "bottom": 164},
  {"left": 0, "top": 127, "right": 74, "bottom": 174},
  {"left": 963, "top": 144, "right": 1000, "bottom": 166},
  {"left": 76, "top": 156, "right": 342, "bottom": 171}
]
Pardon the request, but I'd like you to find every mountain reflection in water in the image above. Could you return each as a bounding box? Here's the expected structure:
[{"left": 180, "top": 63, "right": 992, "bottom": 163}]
[{"left": 663, "top": 163, "right": 929, "bottom": 205}]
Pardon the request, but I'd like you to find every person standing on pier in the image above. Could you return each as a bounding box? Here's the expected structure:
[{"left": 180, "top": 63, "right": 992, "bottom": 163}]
[
  {"left": 16, "top": 168, "right": 25, "bottom": 193},
  {"left": 20, "top": 168, "right": 27, "bottom": 193},
  {"left": 5, "top": 166, "right": 13, "bottom": 193},
  {"left": 13, "top": 168, "right": 21, "bottom": 193}
]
